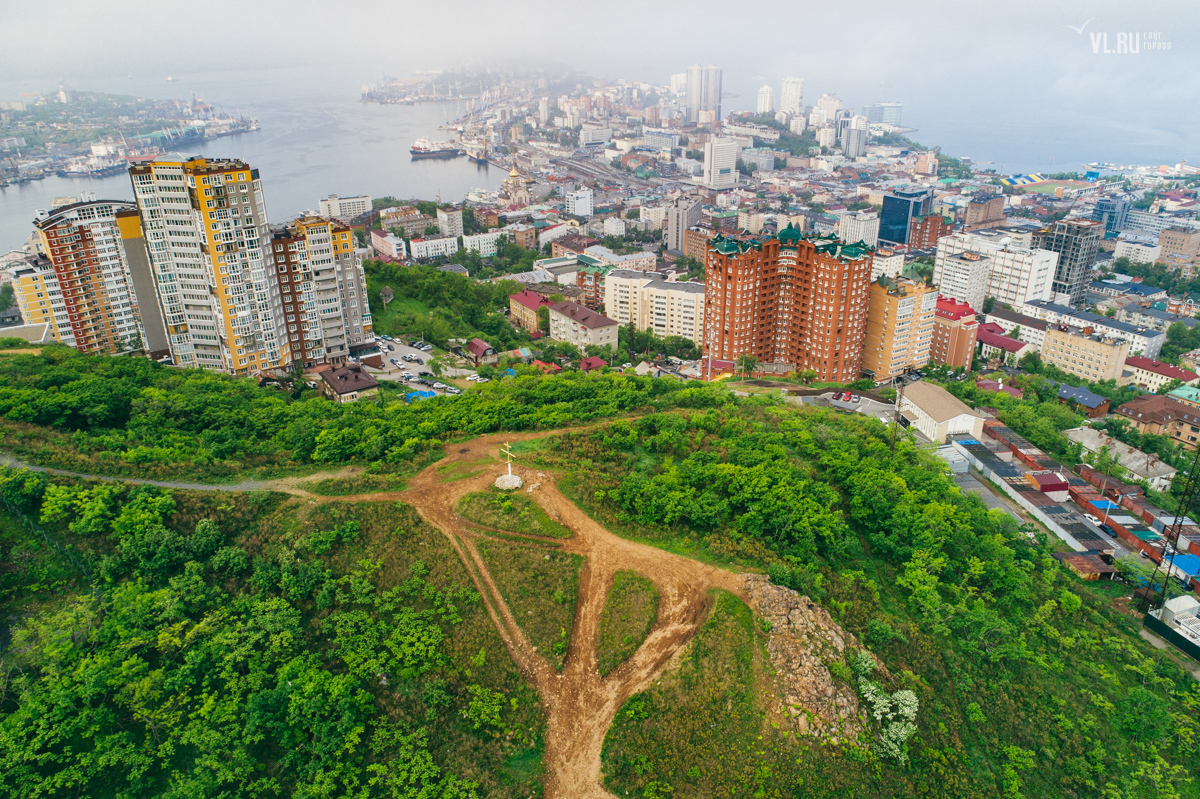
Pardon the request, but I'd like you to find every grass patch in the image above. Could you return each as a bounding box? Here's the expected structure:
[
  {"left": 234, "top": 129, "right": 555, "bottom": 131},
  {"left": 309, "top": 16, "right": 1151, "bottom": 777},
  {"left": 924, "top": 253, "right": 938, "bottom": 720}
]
[
  {"left": 457, "top": 487, "right": 572, "bottom": 539},
  {"left": 436, "top": 456, "right": 494, "bottom": 483},
  {"left": 304, "top": 472, "right": 411, "bottom": 496},
  {"left": 596, "top": 571, "right": 659, "bottom": 676},
  {"left": 476, "top": 537, "right": 583, "bottom": 671}
]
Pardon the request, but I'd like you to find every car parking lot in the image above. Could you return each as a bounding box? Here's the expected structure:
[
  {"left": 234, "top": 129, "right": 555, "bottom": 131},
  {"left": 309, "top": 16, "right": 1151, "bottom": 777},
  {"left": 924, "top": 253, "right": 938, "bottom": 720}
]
[{"left": 368, "top": 337, "right": 489, "bottom": 397}]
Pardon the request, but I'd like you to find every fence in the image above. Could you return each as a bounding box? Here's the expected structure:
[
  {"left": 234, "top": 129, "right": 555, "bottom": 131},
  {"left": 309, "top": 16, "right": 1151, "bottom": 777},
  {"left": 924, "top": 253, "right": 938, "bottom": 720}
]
[{"left": 1143, "top": 613, "right": 1200, "bottom": 662}]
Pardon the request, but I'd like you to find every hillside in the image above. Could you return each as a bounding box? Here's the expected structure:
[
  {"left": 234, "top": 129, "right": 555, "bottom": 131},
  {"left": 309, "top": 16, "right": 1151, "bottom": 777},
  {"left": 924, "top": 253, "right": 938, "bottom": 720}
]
[{"left": 0, "top": 348, "right": 1196, "bottom": 798}]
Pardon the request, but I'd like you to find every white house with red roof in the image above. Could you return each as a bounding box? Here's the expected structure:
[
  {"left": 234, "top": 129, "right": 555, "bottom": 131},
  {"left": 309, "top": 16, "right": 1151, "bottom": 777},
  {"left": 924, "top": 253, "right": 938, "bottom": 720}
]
[{"left": 1123, "top": 356, "right": 1200, "bottom": 392}]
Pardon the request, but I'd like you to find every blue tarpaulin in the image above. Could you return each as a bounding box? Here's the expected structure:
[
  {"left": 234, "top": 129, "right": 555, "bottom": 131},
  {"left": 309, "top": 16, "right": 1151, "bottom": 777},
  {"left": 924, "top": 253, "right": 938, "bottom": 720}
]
[
  {"left": 406, "top": 390, "right": 436, "bottom": 403},
  {"left": 1092, "top": 500, "right": 1120, "bottom": 510}
]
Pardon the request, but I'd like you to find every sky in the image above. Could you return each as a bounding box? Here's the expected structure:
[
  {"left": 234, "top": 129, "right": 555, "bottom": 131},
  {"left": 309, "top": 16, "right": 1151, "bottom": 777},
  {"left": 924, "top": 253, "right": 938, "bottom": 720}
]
[{"left": 2, "top": 0, "right": 1198, "bottom": 170}]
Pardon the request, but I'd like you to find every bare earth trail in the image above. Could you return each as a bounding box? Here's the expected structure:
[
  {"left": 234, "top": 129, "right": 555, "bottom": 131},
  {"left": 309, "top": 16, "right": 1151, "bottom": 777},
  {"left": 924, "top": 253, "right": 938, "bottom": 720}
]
[
  {"left": 3, "top": 428, "right": 750, "bottom": 798},
  {"left": 310, "top": 432, "right": 750, "bottom": 798}
]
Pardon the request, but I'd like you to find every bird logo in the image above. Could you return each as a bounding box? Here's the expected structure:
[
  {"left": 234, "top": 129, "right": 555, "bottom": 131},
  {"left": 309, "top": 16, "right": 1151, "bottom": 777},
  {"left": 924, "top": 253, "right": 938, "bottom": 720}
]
[{"left": 1064, "top": 17, "right": 1094, "bottom": 34}]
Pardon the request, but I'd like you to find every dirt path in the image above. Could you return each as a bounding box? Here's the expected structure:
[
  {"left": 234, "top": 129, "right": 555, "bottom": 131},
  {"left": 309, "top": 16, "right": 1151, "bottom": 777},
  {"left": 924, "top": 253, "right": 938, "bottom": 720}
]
[{"left": 321, "top": 432, "right": 747, "bottom": 798}]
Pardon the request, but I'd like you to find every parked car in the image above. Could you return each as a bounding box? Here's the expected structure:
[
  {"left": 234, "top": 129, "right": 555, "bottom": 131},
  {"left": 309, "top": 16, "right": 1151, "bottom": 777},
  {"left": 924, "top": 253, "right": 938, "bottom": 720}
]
[
  {"left": 1098, "top": 523, "right": 1116, "bottom": 537},
  {"left": 420, "top": 343, "right": 433, "bottom": 352},
  {"left": 432, "top": 382, "right": 447, "bottom": 390},
  {"left": 380, "top": 335, "right": 392, "bottom": 341},
  {"left": 466, "top": 374, "right": 480, "bottom": 382},
  {"left": 389, "top": 358, "right": 399, "bottom": 365},
  {"left": 476, "top": 377, "right": 489, "bottom": 383},
  {"left": 418, "top": 370, "right": 432, "bottom": 377},
  {"left": 851, "top": 394, "right": 861, "bottom": 403},
  {"left": 445, "top": 387, "right": 462, "bottom": 395},
  {"left": 1084, "top": 514, "right": 1100, "bottom": 524}
]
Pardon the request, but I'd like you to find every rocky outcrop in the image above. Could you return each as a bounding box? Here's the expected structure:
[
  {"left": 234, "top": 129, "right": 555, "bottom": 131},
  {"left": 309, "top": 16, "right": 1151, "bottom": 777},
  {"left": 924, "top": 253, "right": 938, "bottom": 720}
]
[{"left": 742, "top": 574, "right": 870, "bottom": 742}]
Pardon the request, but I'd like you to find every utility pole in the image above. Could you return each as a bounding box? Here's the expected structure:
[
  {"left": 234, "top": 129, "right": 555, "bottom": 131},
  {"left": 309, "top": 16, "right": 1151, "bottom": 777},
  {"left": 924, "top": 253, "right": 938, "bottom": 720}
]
[
  {"left": 890, "top": 371, "right": 907, "bottom": 456},
  {"left": 1139, "top": 440, "right": 1200, "bottom": 613}
]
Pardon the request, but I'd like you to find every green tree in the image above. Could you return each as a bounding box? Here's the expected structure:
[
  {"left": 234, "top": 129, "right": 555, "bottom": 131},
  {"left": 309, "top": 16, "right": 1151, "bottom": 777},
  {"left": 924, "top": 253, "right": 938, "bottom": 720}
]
[{"left": 737, "top": 354, "right": 758, "bottom": 382}]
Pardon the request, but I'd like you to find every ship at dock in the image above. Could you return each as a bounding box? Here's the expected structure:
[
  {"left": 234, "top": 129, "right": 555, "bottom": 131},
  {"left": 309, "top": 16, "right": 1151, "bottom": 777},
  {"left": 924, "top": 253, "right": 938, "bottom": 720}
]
[
  {"left": 410, "top": 138, "right": 464, "bottom": 159},
  {"left": 464, "top": 140, "right": 488, "bottom": 164}
]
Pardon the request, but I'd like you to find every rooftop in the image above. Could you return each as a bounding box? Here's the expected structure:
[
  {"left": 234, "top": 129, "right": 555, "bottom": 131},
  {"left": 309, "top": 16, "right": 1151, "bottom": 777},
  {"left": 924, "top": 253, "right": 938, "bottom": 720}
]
[
  {"left": 321, "top": 364, "right": 379, "bottom": 396},
  {"left": 1125, "top": 356, "right": 1198, "bottom": 382},
  {"left": 903, "top": 380, "right": 980, "bottom": 423},
  {"left": 1063, "top": 427, "right": 1178, "bottom": 481},
  {"left": 548, "top": 300, "right": 618, "bottom": 329}
]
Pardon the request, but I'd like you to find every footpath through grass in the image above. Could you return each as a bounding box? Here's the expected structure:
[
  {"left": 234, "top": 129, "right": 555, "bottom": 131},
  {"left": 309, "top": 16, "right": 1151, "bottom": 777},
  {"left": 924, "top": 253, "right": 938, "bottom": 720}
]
[
  {"left": 458, "top": 487, "right": 572, "bottom": 538},
  {"left": 596, "top": 571, "right": 659, "bottom": 676}
]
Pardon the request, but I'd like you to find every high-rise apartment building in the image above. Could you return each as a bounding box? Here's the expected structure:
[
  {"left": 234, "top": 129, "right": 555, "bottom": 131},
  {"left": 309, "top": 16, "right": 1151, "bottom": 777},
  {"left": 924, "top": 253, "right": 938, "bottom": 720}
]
[
  {"left": 685, "top": 64, "right": 722, "bottom": 123},
  {"left": 703, "top": 138, "right": 738, "bottom": 189},
  {"left": 863, "top": 102, "right": 902, "bottom": 124},
  {"left": 870, "top": 247, "right": 904, "bottom": 280},
  {"left": 879, "top": 187, "right": 933, "bottom": 245},
  {"left": 934, "top": 231, "right": 1058, "bottom": 306},
  {"left": 17, "top": 199, "right": 148, "bottom": 354},
  {"left": 129, "top": 155, "right": 287, "bottom": 374},
  {"left": 756, "top": 85, "right": 775, "bottom": 114},
  {"left": 842, "top": 127, "right": 868, "bottom": 159},
  {"left": 964, "top": 194, "right": 1006, "bottom": 231},
  {"left": 837, "top": 210, "right": 880, "bottom": 247},
  {"left": 317, "top": 194, "right": 372, "bottom": 221},
  {"left": 862, "top": 275, "right": 938, "bottom": 381},
  {"left": 816, "top": 93, "right": 842, "bottom": 117},
  {"left": 931, "top": 296, "right": 979, "bottom": 371},
  {"left": 666, "top": 196, "right": 702, "bottom": 252},
  {"left": 704, "top": 226, "right": 872, "bottom": 382},
  {"left": 1034, "top": 219, "right": 1103, "bottom": 306},
  {"left": 908, "top": 214, "right": 954, "bottom": 249},
  {"left": 1092, "top": 196, "right": 1131, "bottom": 236},
  {"left": 934, "top": 252, "right": 991, "bottom": 315},
  {"left": 779, "top": 78, "right": 804, "bottom": 115}
]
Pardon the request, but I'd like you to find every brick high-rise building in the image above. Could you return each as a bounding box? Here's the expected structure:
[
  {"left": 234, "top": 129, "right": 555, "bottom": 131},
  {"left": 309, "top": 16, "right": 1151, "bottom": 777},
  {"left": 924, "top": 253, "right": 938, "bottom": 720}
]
[
  {"left": 704, "top": 226, "right": 872, "bottom": 382},
  {"left": 931, "top": 296, "right": 978, "bottom": 371},
  {"left": 908, "top": 214, "right": 954, "bottom": 249},
  {"left": 19, "top": 199, "right": 150, "bottom": 354},
  {"left": 862, "top": 276, "right": 938, "bottom": 381},
  {"left": 964, "top": 194, "right": 1006, "bottom": 231}
]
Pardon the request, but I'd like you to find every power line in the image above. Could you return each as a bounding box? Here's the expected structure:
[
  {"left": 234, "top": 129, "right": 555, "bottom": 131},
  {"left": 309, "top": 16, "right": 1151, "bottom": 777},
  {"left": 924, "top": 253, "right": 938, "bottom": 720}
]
[{"left": 1138, "top": 439, "right": 1200, "bottom": 613}]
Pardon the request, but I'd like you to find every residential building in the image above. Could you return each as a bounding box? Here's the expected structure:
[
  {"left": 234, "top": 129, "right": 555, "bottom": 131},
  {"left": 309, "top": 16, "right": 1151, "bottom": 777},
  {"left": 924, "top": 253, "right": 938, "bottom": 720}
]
[
  {"left": 584, "top": 244, "right": 656, "bottom": 272},
  {"left": 548, "top": 300, "right": 619, "bottom": 351},
  {"left": 128, "top": 155, "right": 288, "bottom": 375},
  {"left": 931, "top": 296, "right": 978, "bottom": 370},
  {"left": 908, "top": 215, "right": 954, "bottom": 249},
  {"left": 501, "top": 222, "right": 536, "bottom": 249},
  {"left": 604, "top": 269, "right": 706, "bottom": 345},
  {"left": 565, "top": 188, "right": 594, "bottom": 217},
  {"left": 1041, "top": 324, "right": 1129, "bottom": 382},
  {"left": 756, "top": 85, "right": 775, "bottom": 114},
  {"left": 935, "top": 251, "right": 991, "bottom": 312},
  {"left": 870, "top": 247, "right": 903, "bottom": 280},
  {"left": 317, "top": 194, "right": 371, "bottom": 221},
  {"left": 1063, "top": 428, "right": 1178, "bottom": 491},
  {"left": 703, "top": 226, "right": 872, "bottom": 382},
  {"left": 466, "top": 337, "right": 498, "bottom": 366},
  {"left": 1050, "top": 382, "right": 1111, "bottom": 418},
  {"left": 1034, "top": 218, "right": 1103, "bottom": 305},
  {"left": 1159, "top": 227, "right": 1200, "bottom": 260},
  {"left": 409, "top": 236, "right": 460, "bottom": 261},
  {"left": 684, "top": 226, "right": 712, "bottom": 261},
  {"left": 964, "top": 194, "right": 1006, "bottom": 231},
  {"left": 879, "top": 187, "right": 933, "bottom": 245},
  {"left": 1120, "top": 305, "right": 1188, "bottom": 333},
  {"left": 737, "top": 211, "right": 765, "bottom": 234},
  {"left": 740, "top": 148, "right": 777, "bottom": 173},
  {"left": 552, "top": 234, "right": 600, "bottom": 258},
  {"left": 703, "top": 138, "right": 738, "bottom": 189},
  {"left": 1123, "top": 356, "right": 1200, "bottom": 392},
  {"left": 837, "top": 210, "right": 880, "bottom": 247},
  {"left": 509, "top": 288, "right": 551, "bottom": 332},
  {"left": 898, "top": 380, "right": 984, "bottom": 443},
  {"left": 863, "top": 101, "right": 902, "bottom": 124},
  {"left": 640, "top": 206, "right": 668, "bottom": 227},
  {"left": 842, "top": 127, "right": 868, "bottom": 159},
  {"left": 436, "top": 207, "right": 463, "bottom": 238},
  {"left": 380, "top": 206, "right": 434, "bottom": 237},
  {"left": 685, "top": 64, "right": 722, "bottom": 123},
  {"left": 1092, "top": 196, "right": 1131, "bottom": 236},
  {"left": 20, "top": 199, "right": 148, "bottom": 354},
  {"left": 779, "top": 77, "right": 804, "bottom": 115},
  {"left": 977, "top": 323, "right": 1033, "bottom": 366},
  {"left": 1017, "top": 299, "right": 1165, "bottom": 358},
  {"left": 862, "top": 275, "right": 938, "bottom": 381},
  {"left": 370, "top": 229, "right": 407, "bottom": 261},
  {"left": 320, "top": 364, "right": 378, "bottom": 403},
  {"left": 666, "top": 197, "right": 702, "bottom": 252},
  {"left": 579, "top": 125, "right": 612, "bottom": 146},
  {"left": 982, "top": 307, "right": 1048, "bottom": 351},
  {"left": 462, "top": 230, "right": 507, "bottom": 257},
  {"left": 1116, "top": 393, "right": 1200, "bottom": 450},
  {"left": 270, "top": 215, "right": 372, "bottom": 368},
  {"left": 603, "top": 217, "right": 627, "bottom": 237},
  {"left": 1114, "top": 239, "right": 1161, "bottom": 264},
  {"left": 934, "top": 231, "right": 1058, "bottom": 306}
]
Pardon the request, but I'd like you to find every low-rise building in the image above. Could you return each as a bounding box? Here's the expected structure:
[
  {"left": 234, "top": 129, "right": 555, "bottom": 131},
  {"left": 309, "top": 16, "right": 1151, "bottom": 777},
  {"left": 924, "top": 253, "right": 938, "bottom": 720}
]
[
  {"left": 977, "top": 322, "right": 1033, "bottom": 366},
  {"left": 548, "top": 300, "right": 619, "bottom": 351},
  {"left": 931, "top": 296, "right": 978, "bottom": 370},
  {"left": 509, "top": 288, "right": 552, "bottom": 332},
  {"left": 370, "top": 229, "right": 407, "bottom": 261},
  {"left": 318, "top": 194, "right": 372, "bottom": 221},
  {"left": 462, "top": 230, "right": 508, "bottom": 257},
  {"left": 501, "top": 223, "right": 537, "bottom": 250},
  {"left": 1115, "top": 394, "right": 1200, "bottom": 449},
  {"left": 409, "top": 235, "right": 460, "bottom": 261},
  {"left": 1040, "top": 325, "right": 1128, "bottom": 383},
  {"left": 898, "top": 380, "right": 985, "bottom": 443},
  {"left": 1019, "top": 299, "right": 1165, "bottom": 358},
  {"left": 466, "top": 337, "right": 498, "bottom": 366},
  {"left": 380, "top": 206, "right": 434, "bottom": 236},
  {"left": 1123, "top": 356, "right": 1200, "bottom": 392},
  {"left": 982, "top": 307, "right": 1048, "bottom": 351},
  {"left": 320, "top": 364, "right": 379, "bottom": 403},
  {"left": 585, "top": 244, "right": 657, "bottom": 272},
  {"left": 1063, "top": 427, "right": 1178, "bottom": 492}
]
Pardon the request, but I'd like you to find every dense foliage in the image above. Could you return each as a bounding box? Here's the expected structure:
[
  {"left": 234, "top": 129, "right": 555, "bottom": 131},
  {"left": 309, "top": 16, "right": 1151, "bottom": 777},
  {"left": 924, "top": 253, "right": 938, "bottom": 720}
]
[
  {"left": 0, "top": 346, "right": 728, "bottom": 479},
  {"left": 538, "top": 404, "right": 1200, "bottom": 797},
  {"left": 0, "top": 474, "right": 543, "bottom": 798}
]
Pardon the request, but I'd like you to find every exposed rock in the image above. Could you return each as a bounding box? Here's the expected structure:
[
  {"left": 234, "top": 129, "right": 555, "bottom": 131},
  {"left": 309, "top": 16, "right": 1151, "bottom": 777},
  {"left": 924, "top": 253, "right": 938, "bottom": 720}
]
[
  {"left": 742, "top": 574, "right": 870, "bottom": 742},
  {"left": 495, "top": 473, "right": 523, "bottom": 490}
]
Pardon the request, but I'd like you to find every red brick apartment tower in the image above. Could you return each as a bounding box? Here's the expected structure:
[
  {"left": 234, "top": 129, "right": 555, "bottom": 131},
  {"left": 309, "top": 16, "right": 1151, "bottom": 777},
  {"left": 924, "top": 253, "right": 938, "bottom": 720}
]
[{"left": 704, "top": 224, "right": 872, "bottom": 382}]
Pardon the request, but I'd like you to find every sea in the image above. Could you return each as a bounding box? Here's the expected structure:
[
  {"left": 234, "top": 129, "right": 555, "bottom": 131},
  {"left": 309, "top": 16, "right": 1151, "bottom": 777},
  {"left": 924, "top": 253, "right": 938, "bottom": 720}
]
[{"left": 0, "top": 72, "right": 506, "bottom": 253}]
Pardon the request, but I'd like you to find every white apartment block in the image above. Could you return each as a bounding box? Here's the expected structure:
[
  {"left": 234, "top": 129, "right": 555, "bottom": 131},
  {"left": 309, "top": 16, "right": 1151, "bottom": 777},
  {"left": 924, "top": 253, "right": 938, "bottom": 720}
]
[
  {"left": 1017, "top": 299, "right": 1165, "bottom": 358},
  {"left": 565, "top": 188, "right": 594, "bottom": 217},
  {"left": 1114, "top": 239, "right": 1161, "bottom": 264},
  {"left": 317, "top": 194, "right": 371, "bottom": 221},
  {"left": 603, "top": 269, "right": 706, "bottom": 345},
  {"left": 934, "top": 231, "right": 1058, "bottom": 307},
  {"left": 870, "top": 247, "right": 904, "bottom": 281},
  {"left": 837, "top": 210, "right": 880, "bottom": 247},
  {"left": 604, "top": 217, "right": 628, "bottom": 237},
  {"left": 640, "top": 206, "right": 668, "bottom": 227},
  {"left": 779, "top": 77, "right": 804, "bottom": 115},
  {"left": 584, "top": 244, "right": 656, "bottom": 272},
  {"left": 436, "top": 207, "right": 464, "bottom": 238},
  {"left": 703, "top": 138, "right": 738, "bottom": 189},
  {"left": 409, "top": 235, "right": 461, "bottom": 261},
  {"left": 462, "top": 230, "right": 507, "bottom": 258},
  {"left": 936, "top": 252, "right": 991, "bottom": 312}
]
